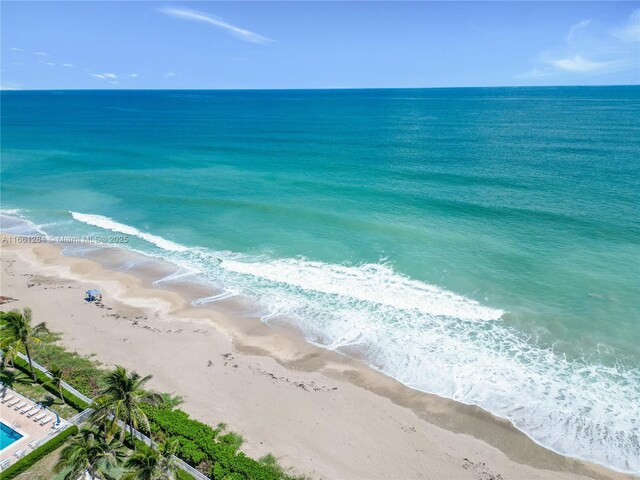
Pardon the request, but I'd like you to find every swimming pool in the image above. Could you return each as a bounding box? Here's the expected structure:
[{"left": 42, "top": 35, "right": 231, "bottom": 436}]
[{"left": 0, "top": 422, "right": 23, "bottom": 450}]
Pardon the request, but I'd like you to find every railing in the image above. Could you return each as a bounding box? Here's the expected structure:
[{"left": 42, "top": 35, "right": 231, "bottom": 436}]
[
  {"left": 8, "top": 352, "right": 211, "bottom": 480},
  {"left": 68, "top": 408, "right": 94, "bottom": 425},
  {"left": 174, "top": 458, "right": 211, "bottom": 480}
]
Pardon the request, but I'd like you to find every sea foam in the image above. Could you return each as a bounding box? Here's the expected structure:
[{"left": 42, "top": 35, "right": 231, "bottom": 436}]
[{"left": 70, "top": 212, "right": 188, "bottom": 252}]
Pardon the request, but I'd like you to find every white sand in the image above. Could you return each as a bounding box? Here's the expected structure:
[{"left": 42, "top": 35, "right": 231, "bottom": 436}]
[{"left": 0, "top": 239, "right": 630, "bottom": 480}]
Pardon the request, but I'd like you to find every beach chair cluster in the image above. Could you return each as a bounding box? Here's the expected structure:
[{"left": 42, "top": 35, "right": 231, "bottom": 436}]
[{"left": 1, "top": 392, "right": 55, "bottom": 425}]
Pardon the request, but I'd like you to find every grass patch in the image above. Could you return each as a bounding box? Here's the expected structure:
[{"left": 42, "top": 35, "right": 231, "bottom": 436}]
[{"left": 12, "top": 444, "right": 63, "bottom": 480}]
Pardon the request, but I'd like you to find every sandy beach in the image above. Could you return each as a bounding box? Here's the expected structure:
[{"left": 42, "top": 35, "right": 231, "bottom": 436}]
[{"left": 0, "top": 238, "right": 631, "bottom": 480}]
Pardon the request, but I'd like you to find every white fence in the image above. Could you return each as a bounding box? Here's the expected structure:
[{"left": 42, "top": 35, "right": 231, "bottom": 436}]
[
  {"left": 68, "top": 408, "right": 94, "bottom": 425},
  {"left": 10, "top": 352, "right": 211, "bottom": 480}
]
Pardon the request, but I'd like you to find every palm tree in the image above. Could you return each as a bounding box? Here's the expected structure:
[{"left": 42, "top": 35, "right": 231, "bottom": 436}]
[
  {"left": 49, "top": 364, "right": 66, "bottom": 404},
  {"left": 93, "top": 366, "right": 162, "bottom": 446},
  {"left": 1, "top": 340, "right": 19, "bottom": 370},
  {"left": 122, "top": 439, "right": 180, "bottom": 480},
  {"left": 54, "top": 427, "right": 126, "bottom": 480},
  {"left": 0, "top": 307, "right": 49, "bottom": 379}
]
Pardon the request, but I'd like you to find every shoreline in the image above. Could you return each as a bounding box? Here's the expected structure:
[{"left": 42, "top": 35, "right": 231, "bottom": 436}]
[{"left": 0, "top": 237, "right": 632, "bottom": 480}]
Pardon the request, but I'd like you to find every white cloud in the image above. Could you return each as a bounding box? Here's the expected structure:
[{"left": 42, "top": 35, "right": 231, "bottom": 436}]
[
  {"left": 519, "top": 10, "right": 639, "bottom": 79},
  {"left": 87, "top": 72, "right": 119, "bottom": 82},
  {"left": 612, "top": 9, "right": 640, "bottom": 43},
  {"left": 128, "top": 73, "right": 139, "bottom": 78},
  {"left": 550, "top": 55, "right": 625, "bottom": 74},
  {"left": 10, "top": 47, "right": 24, "bottom": 52},
  {"left": 567, "top": 19, "right": 591, "bottom": 42},
  {"left": 62, "top": 63, "right": 75, "bottom": 67},
  {"left": 32, "top": 51, "right": 50, "bottom": 57},
  {"left": 159, "top": 7, "right": 271, "bottom": 44},
  {"left": 165, "top": 72, "right": 178, "bottom": 78},
  {"left": 44, "top": 62, "right": 56, "bottom": 66}
]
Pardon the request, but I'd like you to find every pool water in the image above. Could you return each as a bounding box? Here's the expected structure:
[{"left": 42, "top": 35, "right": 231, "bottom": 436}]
[{"left": 0, "top": 422, "right": 23, "bottom": 450}]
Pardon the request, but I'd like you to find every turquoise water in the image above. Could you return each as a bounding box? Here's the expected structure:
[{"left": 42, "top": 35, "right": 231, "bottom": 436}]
[
  {"left": 0, "top": 422, "right": 23, "bottom": 450},
  {"left": 1, "top": 87, "right": 639, "bottom": 472}
]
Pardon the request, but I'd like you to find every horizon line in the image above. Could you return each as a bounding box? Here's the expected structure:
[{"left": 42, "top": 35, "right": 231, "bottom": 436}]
[{"left": 2, "top": 84, "right": 639, "bottom": 93}]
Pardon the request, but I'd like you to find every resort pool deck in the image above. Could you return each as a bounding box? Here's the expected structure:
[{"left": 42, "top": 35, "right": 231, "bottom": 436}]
[{"left": 0, "top": 386, "right": 71, "bottom": 470}]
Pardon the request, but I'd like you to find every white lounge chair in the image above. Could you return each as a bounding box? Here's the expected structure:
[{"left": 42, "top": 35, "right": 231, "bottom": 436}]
[
  {"left": 21, "top": 404, "right": 36, "bottom": 414},
  {"left": 26, "top": 406, "right": 42, "bottom": 418},
  {"left": 13, "top": 401, "right": 27, "bottom": 410},
  {"left": 33, "top": 412, "right": 47, "bottom": 422},
  {"left": 7, "top": 398, "right": 21, "bottom": 407},
  {"left": 40, "top": 417, "right": 53, "bottom": 426},
  {"left": 1, "top": 394, "right": 14, "bottom": 404},
  {"left": 0, "top": 458, "right": 10, "bottom": 470},
  {"left": 13, "top": 449, "right": 26, "bottom": 459}
]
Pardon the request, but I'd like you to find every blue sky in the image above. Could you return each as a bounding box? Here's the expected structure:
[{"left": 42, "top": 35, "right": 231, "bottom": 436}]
[{"left": 1, "top": 1, "right": 638, "bottom": 90}]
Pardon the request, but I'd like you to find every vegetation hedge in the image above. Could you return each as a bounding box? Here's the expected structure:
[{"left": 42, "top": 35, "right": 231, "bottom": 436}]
[
  {"left": 142, "top": 405, "right": 291, "bottom": 480},
  {"left": 0, "top": 425, "right": 78, "bottom": 480},
  {"left": 12, "top": 356, "right": 90, "bottom": 412}
]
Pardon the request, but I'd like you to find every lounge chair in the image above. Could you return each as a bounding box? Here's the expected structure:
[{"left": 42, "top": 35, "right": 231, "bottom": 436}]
[
  {"left": 6, "top": 398, "right": 21, "bottom": 407},
  {"left": 40, "top": 417, "right": 53, "bottom": 426},
  {"left": 33, "top": 412, "right": 47, "bottom": 422},
  {"left": 13, "top": 401, "right": 27, "bottom": 410},
  {"left": 13, "top": 449, "right": 26, "bottom": 459},
  {"left": 1, "top": 395, "right": 14, "bottom": 404},
  {"left": 0, "top": 458, "right": 10, "bottom": 470},
  {"left": 26, "top": 406, "right": 42, "bottom": 418}
]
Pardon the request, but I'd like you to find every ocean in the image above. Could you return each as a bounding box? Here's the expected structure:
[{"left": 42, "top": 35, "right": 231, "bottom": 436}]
[{"left": 1, "top": 87, "right": 639, "bottom": 473}]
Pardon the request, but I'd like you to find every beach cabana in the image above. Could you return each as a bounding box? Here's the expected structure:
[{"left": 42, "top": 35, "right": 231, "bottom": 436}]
[{"left": 85, "top": 289, "right": 102, "bottom": 302}]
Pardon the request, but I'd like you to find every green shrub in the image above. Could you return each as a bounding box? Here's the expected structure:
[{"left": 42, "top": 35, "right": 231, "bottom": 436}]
[
  {"left": 0, "top": 425, "right": 78, "bottom": 479},
  {"left": 142, "top": 405, "right": 290, "bottom": 479},
  {"left": 176, "top": 438, "right": 207, "bottom": 465}
]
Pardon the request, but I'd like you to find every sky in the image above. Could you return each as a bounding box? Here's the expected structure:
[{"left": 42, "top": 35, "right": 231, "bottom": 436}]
[{"left": 1, "top": 1, "right": 639, "bottom": 90}]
